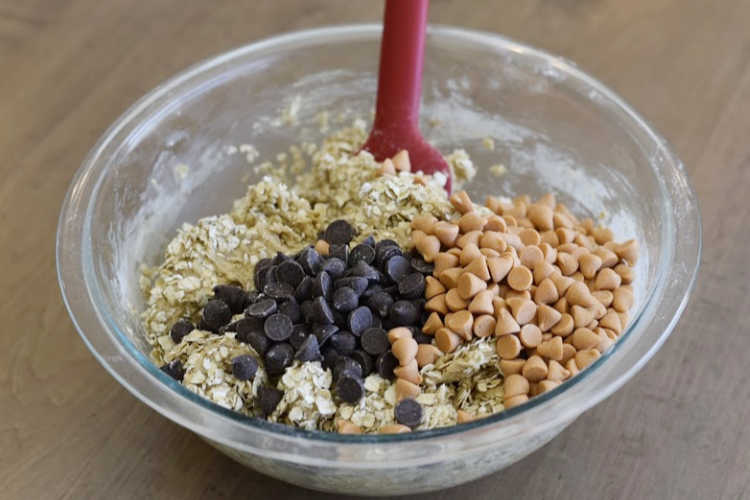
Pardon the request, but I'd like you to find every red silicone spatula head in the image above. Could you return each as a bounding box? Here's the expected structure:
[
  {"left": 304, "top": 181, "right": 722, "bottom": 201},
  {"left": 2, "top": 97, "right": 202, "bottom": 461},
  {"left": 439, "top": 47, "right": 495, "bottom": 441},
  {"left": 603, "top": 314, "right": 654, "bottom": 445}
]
[{"left": 362, "top": 0, "right": 452, "bottom": 192}]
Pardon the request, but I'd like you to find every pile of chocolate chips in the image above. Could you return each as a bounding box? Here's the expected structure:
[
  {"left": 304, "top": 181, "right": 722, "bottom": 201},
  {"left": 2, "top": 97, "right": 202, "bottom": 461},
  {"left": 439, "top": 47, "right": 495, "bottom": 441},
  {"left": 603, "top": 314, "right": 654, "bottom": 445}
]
[{"left": 162, "top": 219, "right": 435, "bottom": 415}]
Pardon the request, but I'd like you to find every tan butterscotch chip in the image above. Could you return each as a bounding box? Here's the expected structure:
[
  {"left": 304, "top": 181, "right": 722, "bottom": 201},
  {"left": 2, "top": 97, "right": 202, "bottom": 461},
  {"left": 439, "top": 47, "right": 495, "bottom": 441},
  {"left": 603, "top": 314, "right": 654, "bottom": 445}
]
[
  {"left": 377, "top": 158, "right": 396, "bottom": 176},
  {"left": 380, "top": 423, "right": 412, "bottom": 434},
  {"left": 595, "top": 267, "right": 622, "bottom": 291},
  {"left": 506, "top": 297, "right": 537, "bottom": 325},
  {"left": 507, "top": 266, "right": 533, "bottom": 291},
  {"left": 557, "top": 252, "right": 579, "bottom": 276},
  {"left": 445, "top": 310, "right": 473, "bottom": 340},
  {"left": 395, "top": 378, "right": 420, "bottom": 401},
  {"left": 527, "top": 203, "right": 554, "bottom": 231},
  {"left": 484, "top": 214, "right": 507, "bottom": 232},
  {"left": 415, "top": 344, "right": 442, "bottom": 368},
  {"left": 537, "top": 304, "right": 562, "bottom": 332},
  {"left": 614, "top": 263, "right": 634, "bottom": 284},
  {"left": 618, "top": 311, "right": 629, "bottom": 329},
  {"left": 485, "top": 196, "right": 503, "bottom": 214},
  {"left": 425, "top": 293, "right": 448, "bottom": 315},
  {"left": 592, "top": 290, "right": 614, "bottom": 307},
  {"left": 522, "top": 355, "right": 548, "bottom": 382},
  {"left": 391, "top": 150, "right": 411, "bottom": 172},
  {"left": 415, "top": 233, "right": 441, "bottom": 263},
  {"left": 392, "top": 337, "right": 418, "bottom": 365},
  {"left": 458, "top": 212, "right": 486, "bottom": 233},
  {"left": 394, "top": 359, "right": 422, "bottom": 385},
  {"left": 551, "top": 313, "right": 574, "bottom": 337},
  {"left": 450, "top": 190, "right": 474, "bottom": 214},
  {"left": 315, "top": 239, "right": 330, "bottom": 256},
  {"left": 579, "top": 253, "right": 602, "bottom": 279},
  {"left": 337, "top": 420, "right": 363, "bottom": 434},
  {"left": 534, "top": 278, "right": 559, "bottom": 304},
  {"left": 499, "top": 358, "right": 525, "bottom": 375},
  {"left": 468, "top": 290, "right": 494, "bottom": 315},
  {"left": 434, "top": 252, "right": 459, "bottom": 276},
  {"left": 600, "top": 309, "right": 622, "bottom": 334},
  {"left": 571, "top": 327, "right": 600, "bottom": 350},
  {"left": 571, "top": 305, "right": 594, "bottom": 328},
  {"left": 593, "top": 246, "right": 619, "bottom": 268},
  {"left": 487, "top": 255, "right": 513, "bottom": 283},
  {"left": 459, "top": 243, "right": 481, "bottom": 266},
  {"left": 519, "top": 246, "right": 544, "bottom": 268},
  {"left": 456, "top": 410, "right": 484, "bottom": 424},
  {"left": 538, "top": 380, "right": 561, "bottom": 394},
  {"left": 433, "top": 221, "right": 460, "bottom": 247},
  {"left": 503, "top": 394, "right": 529, "bottom": 409},
  {"left": 553, "top": 297, "right": 569, "bottom": 314},
  {"left": 472, "top": 314, "right": 496, "bottom": 338},
  {"left": 612, "top": 287, "right": 634, "bottom": 312},
  {"left": 496, "top": 334, "right": 522, "bottom": 359},
  {"left": 550, "top": 272, "right": 574, "bottom": 296},
  {"left": 480, "top": 247, "right": 500, "bottom": 258},
  {"left": 503, "top": 373, "right": 530, "bottom": 397},
  {"left": 425, "top": 276, "right": 446, "bottom": 300},
  {"left": 575, "top": 349, "right": 601, "bottom": 369},
  {"left": 411, "top": 214, "right": 438, "bottom": 234},
  {"left": 435, "top": 327, "right": 461, "bottom": 353},
  {"left": 421, "top": 312, "right": 443, "bottom": 335},
  {"left": 540, "top": 229, "right": 560, "bottom": 247},
  {"left": 519, "top": 324, "right": 543, "bottom": 348},
  {"left": 456, "top": 230, "right": 482, "bottom": 249},
  {"left": 566, "top": 358, "right": 580, "bottom": 376},
  {"left": 438, "top": 267, "right": 463, "bottom": 289},
  {"left": 479, "top": 231, "right": 507, "bottom": 253},
  {"left": 533, "top": 260, "right": 556, "bottom": 285},
  {"left": 487, "top": 283, "right": 501, "bottom": 297},
  {"left": 616, "top": 239, "right": 638, "bottom": 264},
  {"left": 547, "top": 360, "right": 570, "bottom": 381},
  {"left": 540, "top": 242, "right": 558, "bottom": 264},
  {"left": 517, "top": 228, "right": 540, "bottom": 247},
  {"left": 561, "top": 343, "right": 576, "bottom": 363},
  {"left": 445, "top": 288, "right": 469, "bottom": 311},
  {"left": 388, "top": 327, "right": 413, "bottom": 344},
  {"left": 537, "top": 336, "right": 563, "bottom": 361},
  {"left": 495, "top": 308, "right": 521, "bottom": 336},
  {"left": 447, "top": 247, "right": 462, "bottom": 257},
  {"left": 457, "top": 272, "right": 487, "bottom": 300},
  {"left": 501, "top": 231, "right": 524, "bottom": 250},
  {"left": 566, "top": 281, "right": 596, "bottom": 307}
]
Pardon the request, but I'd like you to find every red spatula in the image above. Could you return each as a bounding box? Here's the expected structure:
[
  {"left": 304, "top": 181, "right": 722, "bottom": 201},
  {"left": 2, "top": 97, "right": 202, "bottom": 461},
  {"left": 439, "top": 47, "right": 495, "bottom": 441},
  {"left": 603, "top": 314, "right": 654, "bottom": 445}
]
[{"left": 362, "top": 0, "right": 452, "bottom": 193}]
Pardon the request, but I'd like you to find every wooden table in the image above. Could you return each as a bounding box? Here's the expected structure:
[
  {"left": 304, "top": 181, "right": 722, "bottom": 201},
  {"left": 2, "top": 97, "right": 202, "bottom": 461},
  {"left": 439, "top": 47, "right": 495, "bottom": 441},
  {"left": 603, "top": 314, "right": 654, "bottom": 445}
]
[{"left": 2, "top": 1, "right": 747, "bottom": 498}]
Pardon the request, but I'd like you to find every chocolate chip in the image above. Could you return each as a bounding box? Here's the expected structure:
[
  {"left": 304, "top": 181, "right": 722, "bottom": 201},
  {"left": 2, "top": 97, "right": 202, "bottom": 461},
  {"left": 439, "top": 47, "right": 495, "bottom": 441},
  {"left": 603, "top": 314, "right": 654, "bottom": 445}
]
[
  {"left": 264, "top": 313, "right": 293, "bottom": 342},
  {"left": 332, "top": 309, "right": 348, "bottom": 329},
  {"left": 160, "top": 360, "right": 185, "bottom": 381},
  {"left": 360, "top": 327, "right": 389, "bottom": 356},
  {"left": 350, "top": 244, "right": 376, "bottom": 265},
  {"left": 294, "top": 334, "right": 321, "bottom": 362},
  {"left": 322, "top": 258, "right": 347, "bottom": 279},
  {"left": 350, "top": 260, "right": 380, "bottom": 282},
  {"left": 328, "top": 243, "right": 349, "bottom": 263},
  {"left": 362, "top": 235, "right": 376, "bottom": 247},
  {"left": 324, "top": 220, "right": 355, "bottom": 245},
  {"left": 313, "top": 323, "right": 339, "bottom": 346},
  {"left": 394, "top": 398, "right": 423, "bottom": 428},
  {"left": 360, "top": 284, "right": 382, "bottom": 300},
  {"left": 389, "top": 300, "right": 419, "bottom": 326},
  {"left": 254, "top": 258, "right": 273, "bottom": 290},
  {"left": 246, "top": 291, "right": 263, "bottom": 303},
  {"left": 289, "top": 324, "right": 310, "bottom": 350},
  {"left": 375, "top": 239, "right": 400, "bottom": 251},
  {"left": 311, "top": 271, "right": 332, "bottom": 299},
  {"left": 235, "top": 316, "right": 263, "bottom": 339},
  {"left": 347, "top": 306, "right": 372, "bottom": 336},
  {"left": 376, "top": 244, "right": 402, "bottom": 268},
  {"left": 243, "top": 329, "right": 270, "bottom": 356},
  {"left": 231, "top": 354, "right": 258, "bottom": 381},
  {"left": 376, "top": 351, "right": 399, "bottom": 380},
  {"left": 296, "top": 247, "right": 321, "bottom": 275},
  {"left": 201, "top": 299, "right": 232, "bottom": 331},
  {"left": 272, "top": 251, "right": 291, "bottom": 265},
  {"left": 332, "top": 287, "right": 359, "bottom": 313},
  {"left": 385, "top": 255, "right": 411, "bottom": 283},
  {"left": 351, "top": 349, "right": 374, "bottom": 377},
  {"left": 322, "top": 346, "right": 340, "bottom": 369},
  {"left": 278, "top": 299, "right": 302, "bottom": 324},
  {"left": 170, "top": 319, "right": 194, "bottom": 343},
  {"left": 397, "top": 272, "right": 426, "bottom": 299},
  {"left": 264, "top": 281, "right": 295, "bottom": 300},
  {"left": 245, "top": 298, "right": 277, "bottom": 319},
  {"left": 264, "top": 343, "right": 294, "bottom": 376},
  {"left": 334, "top": 277, "right": 369, "bottom": 295},
  {"left": 259, "top": 386, "right": 283, "bottom": 416},
  {"left": 310, "top": 296, "right": 335, "bottom": 324},
  {"left": 410, "top": 254, "right": 434, "bottom": 275},
  {"left": 370, "top": 315, "right": 382, "bottom": 330},
  {"left": 276, "top": 260, "right": 306, "bottom": 288},
  {"left": 336, "top": 374, "right": 364, "bottom": 403},
  {"left": 334, "top": 357, "right": 363, "bottom": 381},
  {"left": 294, "top": 276, "right": 313, "bottom": 301},
  {"left": 329, "top": 331, "right": 357, "bottom": 356},
  {"left": 213, "top": 285, "right": 249, "bottom": 314},
  {"left": 255, "top": 264, "right": 276, "bottom": 293},
  {"left": 412, "top": 329, "right": 433, "bottom": 345},
  {"left": 366, "top": 291, "right": 394, "bottom": 317}
]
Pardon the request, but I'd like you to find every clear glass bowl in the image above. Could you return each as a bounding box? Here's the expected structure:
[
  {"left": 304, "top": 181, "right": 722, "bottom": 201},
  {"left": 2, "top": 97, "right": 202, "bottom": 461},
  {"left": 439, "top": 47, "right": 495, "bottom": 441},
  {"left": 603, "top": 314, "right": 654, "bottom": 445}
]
[{"left": 56, "top": 25, "right": 700, "bottom": 496}]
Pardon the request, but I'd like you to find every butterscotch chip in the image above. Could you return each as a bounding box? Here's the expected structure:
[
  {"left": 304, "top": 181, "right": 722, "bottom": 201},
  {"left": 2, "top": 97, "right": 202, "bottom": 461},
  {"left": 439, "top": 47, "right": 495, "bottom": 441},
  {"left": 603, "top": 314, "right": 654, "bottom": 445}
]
[
  {"left": 479, "top": 231, "right": 507, "bottom": 252},
  {"left": 551, "top": 272, "right": 575, "bottom": 296},
  {"left": 506, "top": 296, "right": 537, "bottom": 325},
  {"left": 501, "top": 231, "right": 524, "bottom": 250},
  {"left": 519, "top": 324, "right": 542, "bottom": 348},
  {"left": 537, "top": 304, "right": 562, "bottom": 331},
  {"left": 421, "top": 312, "right": 443, "bottom": 334},
  {"left": 447, "top": 247, "right": 462, "bottom": 257},
  {"left": 600, "top": 309, "right": 622, "bottom": 334},
  {"left": 595, "top": 267, "right": 622, "bottom": 291},
  {"left": 519, "top": 245, "right": 544, "bottom": 268},
  {"left": 593, "top": 247, "right": 619, "bottom": 268},
  {"left": 575, "top": 233, "right": 596, "bottom": 251},
  {"left": 434, "top": 252, "right": 459, "bottom": 276},
  {"left": 579, "top": 253, "right": 602, "bottom": 279},
  {"left": 415, "top": 234, "right": 441, "bottom": 263},
  {"left": 540, "top": 242, "right": 558, "bottom": 264},
  {"left": 538, "top": 380, "right": 561, "bottom": 394},
  {"left": 553, "top": 297, "right": 568, "bottom": 314},
  {"left": 485, "top": 196, "right": 502, "bottom": 214},
  {"left": 507, "top": 266, "right": 533, "bottom": 291},
  {"left": 502, "top": 214, "right": 517, "bottom": 227},
  {"left": 425, "top": 276, "right": 446, "bottom": 299},
  {"left": 456, "top": 230, "right": 482, "bottom": 249},
  {"left": 450, "top": 190, "right": 474, "bottom": 214},
  {"left": 433, "top": 221, "right": 460, "bottom": 247},
  {"left": 411, "top": 213, "right": 437, "bottom": 234},
  {"left": 499, "top": 358, "right": 525, "bottom": 375},
  {"left": 534, "top": 278, "right": 559, "bottom": 304},
  {"left": 456, "top": 410, "right": 483, "bottom": 424},
  {"left": 463, "top": 256, "right": 491, "bottom": 281},
  {"left": 597, "top": 331, "right": 615, "bottom": 353},
  {"left": 575, "top": 348, "right": 601, "bottom": 369},
  {"left": 391, "top": 150, "right": 411, "bottom": 172},
  {"left": 468, "top": 290, "right": 494, "bottom": 315},
  {"left": 553, "top": 210, "right": 574, "bottom": 229},
  {"left": 566, "top": 281, "right": 596, "bottom": 307},
  {"left": 395, "top": 378, "right": 420, "bottom": 401},
  {"left": 492, "top": 296, "right": 506, "bottom": 314},
  {"left": 487, "top": 283, "right": 501, "bottom": 297},
  {"left": 614, "top": 263, "right": 634, "bottom": 284},
  {"left": 380, "top": 423, "right": 412, "bottom": 434},
  {"left": 537, "top": 336, "right": 563, "bottom": 361},
  {"left": 522, "top": 355, "right": 548, "bottom": 382},
  {"left": 445, "top": 310, "right": 473, "bottom": 340},
  {"left": 496, "top": 334, "right": 522, "bottom": 359},
  {"left": 459, "top": 243, "right": 482, "bottom": 266},
  {"left": 533, "top": 260, "right": 556, "bottom": 285},
  {"left": 503, "top": 373, "right": 530, "bottom": 397},
  {"left": 616, "top": 239, "right": 638, "bottom": 264},
  {"left": 435, "top": 327, "right": 461, "bottom": 353},
  {"left": 618, "top": 310, "right": 629, "bottom": 329},
  {"left": 518, "top": 227, "right": 541, "bottom": 246},
  {"left": 425, "top": 293, "right": 448, "bottom": 315},
  {"left": 571, "top": 327, "right": 600, "bottom": 350},
  {"left": 415, "top": 344, "right": 443, "bottom": 367},
  {"left": 445, "top": 288, "right": 469, "bottom": 311},
  {"left": 336, "top": 420, "right": 363, "bottom": 434},
  {"left": 472, "top": 314, "right": 496, "bottom": 338},
  {"left": 388, "top": 327, "right": 413, "bottom": 343},
  {"left": 547, "top": 359, "right": 570, "bottom": 381},
  {"left": 315, "top": 239, "right": 330, "bottom": 256},
  {"left": 571, "top": 305, "right": 594, "bottom": 328},
  {"left": 566, "top": 358, "right": 580, "bottom": 376},
  {"left": 551, "top": 313, "right": 574, "bottom": 337},
  {"left": 487, "top": 255, "right": 513, "bottom": 282},
  {"left": 540, "top": 230, "right": 560, "bottom": 248},
  {"left": 480, "top": 247, "right": 500, "bottom": 258},
  {"left": 438, "top": 267, "right": 463, "bottom": 288},
  {"left": 378, "top": 159, "right": 396, "bottom": 176},
  {"left": 484, "top": 214, "right": 507, "bottom": 232},
  {"left": 392, "top": 337, "right": 418, "bottom": 365},
  {"left": 503, "top": 394, "right": 529, "bottom": 409},
  {"left": 612, "top": 287, "right": 634, "bottom": 312},
  {"left": 592, "top": 290, "right": 614, "bottom": 307},
  {"left": 458, "top": 212, "right": 486, "bottom": 233},
  {"left": 557, "top": 252, "right": 579, "bottom": 275},
  {"left": 527, "top": 204, "right": 554, "bottom": 230},
  {"left": 394, "top": 358, "right": 422, "bottom": 384}
]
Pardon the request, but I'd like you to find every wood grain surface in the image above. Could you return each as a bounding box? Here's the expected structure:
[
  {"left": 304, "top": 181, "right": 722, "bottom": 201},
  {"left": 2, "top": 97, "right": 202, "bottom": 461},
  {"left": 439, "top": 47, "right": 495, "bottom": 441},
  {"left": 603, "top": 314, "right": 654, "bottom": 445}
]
[{"left": 1, "top": 1, "right": 748, "bottom": 498}]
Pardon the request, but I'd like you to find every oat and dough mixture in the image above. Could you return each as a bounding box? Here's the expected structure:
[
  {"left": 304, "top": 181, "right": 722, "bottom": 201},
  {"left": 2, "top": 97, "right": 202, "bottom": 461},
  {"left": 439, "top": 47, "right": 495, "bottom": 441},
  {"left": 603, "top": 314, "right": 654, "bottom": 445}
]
[{"left": 140, "top": 123, "right": 496, "bottom": 431}]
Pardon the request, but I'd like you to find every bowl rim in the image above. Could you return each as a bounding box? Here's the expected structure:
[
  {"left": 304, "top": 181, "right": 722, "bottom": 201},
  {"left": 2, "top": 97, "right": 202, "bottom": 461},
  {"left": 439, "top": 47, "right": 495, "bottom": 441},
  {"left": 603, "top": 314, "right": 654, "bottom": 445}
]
[{"left": 57, "top": 23, "right": 701, "bottom": 453}]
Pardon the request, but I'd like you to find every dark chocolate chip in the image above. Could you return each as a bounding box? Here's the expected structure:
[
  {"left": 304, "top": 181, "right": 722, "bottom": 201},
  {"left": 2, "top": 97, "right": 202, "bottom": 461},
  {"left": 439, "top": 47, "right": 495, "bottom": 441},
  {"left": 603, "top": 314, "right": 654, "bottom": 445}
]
[
  {"left": 289, "top": 324, "right": 310, "bottom": 350},
  {"left": 213, "top": 285, "right": 249, "bottom": 314},
  {"left": 255, "top": 264, "right": 277, "bottom": 293},
  {"left": 324, "top": 219, "right": 355, "bottom": 245},
  {"left": 272, "top": 251, "right": 291, "bottom": 265},
  {"left": 329, "top": 331, "right": 357, "bottom": 356},
  {"left": 349, "top": 244, "right": 376, "bottom": 265},
  {"left": 360, "top": 327, "right": 389, "bottom": 356},
  {"left": 362, "top": 235, "right": 376, "bottom": 247},
  {"left": 310, "top": 296, "right": 335, "bottom": 324},
  {"left": 350, "top": 260, "right": 380, "bottom": 282},
  {"left": 160, "top": 360, "right": 185, "bottom": 381},
  {"left": 322, "top": 346, "right": 340, "bottom": 369},
  {"left": 313, "top": 323, "right": 339, "bottom": 346},
  {"left": 278, "top": 299, "right": 302, "bottom": 324},
  {"left": 264, "top": 281, "right": 295, "bottom": 300},
  {"left": 375, "top": 239, "right": 400, "bottom": 251},
  {"left": 295, "top": 334, "right": 322, "bottom": 362},
  {"left": 311, "top": 271, "right": 332, "bottom": 299},
  {"left": 332, "top": 287, "right": 359, "bottom": 313},
  {"left": 296, "top": 247, "right": 322, "bottom": 275},
  {"left": 351, "top": 349, "right": 374, "bottom": 377},
  {"left": 254, "top": 258, "right": 273, "bottom": 290},
  {"left": 231, "top": 354, "right": 258, "bottom": 381},
  {"left": 412, "top": 329, "right": 433, "bottom": 345},
  {"left": 259, "top": 386, "right": 283, "bottom": 416},
  {"left": 246, "top": 290, "right": 263, "bottom": 304},
  {"left": 366, "top": 291, "right": 394, "bottom": 317},
  {"left": 376, "top": 244, "right": 402, "bottom": 268},
  {"left": 295, "top": 276, "right": 314, "bottom": 301},
  {"left": 370, "top": 315, "right": 382, "bottom": 330},
  {"left": 336, "top": 374, "right": 364, "bottom": 403},
  {"left": 397, "top": 272, "right": 426, "bottom": 299},
  {"left": 394, "top": 398, "right": 423, "bottom": 428},
  {"left": 347, "top": 306, "right": 373, "bottom": 336},
  {"left": 235, "top": 317, "right": 263, "bottom": 340},
  {"left": 322, "top": 258, "right": 347, "bottom": 279},
  {"left": 385, "top": 255, "right": 411, "bottom": 283},
  {"left": 361, "top": 284, "right": 382, "bottom": 300},
  {"left": 334, "top": 277, "right": 369, "bottom": 295},
  {"left": 264, "top": 343, "right": 294, "bottom": 376},
  {"left": 389, "top": 300, "right": 419, "bottom": 326},
  {"left": 332, "top": 309, "right": 348, "bottom": 329},
  {"left": 243, "top": 329, "right": 270, "bottom": 356},
  {"left": 328, "top": 243, "right": 349, "bottom": 263},
  {"left": 376, "top": 351, "right": 399, "bottom": 380},
  {"left": 201, "top": 299, "right": 232, "bottom": 331},
  {"left": 276, "top": 260, "right": 306, "bottom": 288},
  {"left": 264, "top": 313, "right": 293, "bottom": 342},
  {"left": 334, "top": 357, "right": 362, "bottom": 381},
  {"left": 245, "top": 298, "right": 278, "bottom": 319},
  {"left": 170, "top": 319, "right": 194, "bottom": 343},
  {"left": 410, "top": 254, "right": 434, "bottom": 275}
]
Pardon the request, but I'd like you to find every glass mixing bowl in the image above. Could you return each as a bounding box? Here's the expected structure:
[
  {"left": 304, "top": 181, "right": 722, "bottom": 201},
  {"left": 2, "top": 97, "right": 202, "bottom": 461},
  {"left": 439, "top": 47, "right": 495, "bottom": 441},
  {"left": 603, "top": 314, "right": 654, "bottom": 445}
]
[{"left": 56, "top": 25, "right": 700, "bottom": 495}]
